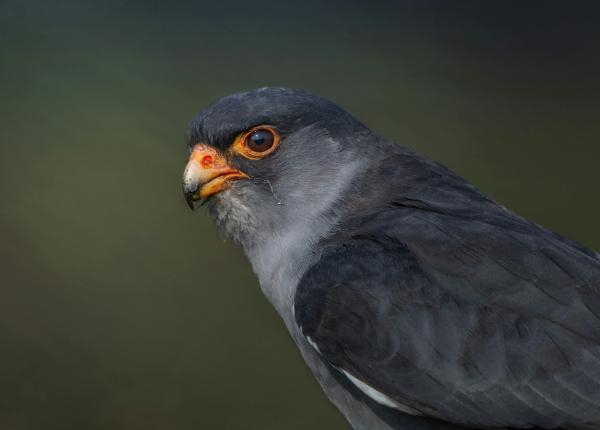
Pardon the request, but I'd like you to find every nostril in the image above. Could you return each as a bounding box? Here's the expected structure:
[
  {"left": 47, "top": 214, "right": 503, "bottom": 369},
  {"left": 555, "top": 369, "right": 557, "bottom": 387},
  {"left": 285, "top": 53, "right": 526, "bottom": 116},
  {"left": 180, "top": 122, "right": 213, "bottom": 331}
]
[{"left": 201, "top": 155, "right": 213, "bottom": 168}]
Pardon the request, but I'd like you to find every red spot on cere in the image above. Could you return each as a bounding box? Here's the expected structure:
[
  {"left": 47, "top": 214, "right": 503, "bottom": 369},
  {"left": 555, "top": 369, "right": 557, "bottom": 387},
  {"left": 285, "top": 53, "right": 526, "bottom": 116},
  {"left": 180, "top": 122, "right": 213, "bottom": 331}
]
[{"left": 201, "top": 155, "right": 213, "bottom": 167}]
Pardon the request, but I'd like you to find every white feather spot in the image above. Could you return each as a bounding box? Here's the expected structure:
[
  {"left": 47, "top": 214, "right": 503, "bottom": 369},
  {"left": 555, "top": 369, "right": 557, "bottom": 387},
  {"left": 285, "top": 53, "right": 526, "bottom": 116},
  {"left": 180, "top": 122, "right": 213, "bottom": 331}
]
[
  {"left": 341, "top": 369, "right": 421, "bottom": 415},
  {"left": 305, "top": 336, "right": 321, "bottom": 354}
]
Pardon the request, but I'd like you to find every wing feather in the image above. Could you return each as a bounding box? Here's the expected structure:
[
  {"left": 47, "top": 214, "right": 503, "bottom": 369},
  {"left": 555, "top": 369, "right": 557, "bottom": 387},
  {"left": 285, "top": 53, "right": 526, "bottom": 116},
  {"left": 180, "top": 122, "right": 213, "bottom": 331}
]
[{"left": 295, "top": 207, "right": 600, "bottom": 429}]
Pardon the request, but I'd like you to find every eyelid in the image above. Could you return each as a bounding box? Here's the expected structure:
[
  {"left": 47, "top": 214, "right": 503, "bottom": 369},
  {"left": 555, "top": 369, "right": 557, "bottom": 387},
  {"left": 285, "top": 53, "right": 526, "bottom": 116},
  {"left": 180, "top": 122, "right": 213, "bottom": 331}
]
[{"left": 231, "top": 125, "right": 280, "bottom": 160}]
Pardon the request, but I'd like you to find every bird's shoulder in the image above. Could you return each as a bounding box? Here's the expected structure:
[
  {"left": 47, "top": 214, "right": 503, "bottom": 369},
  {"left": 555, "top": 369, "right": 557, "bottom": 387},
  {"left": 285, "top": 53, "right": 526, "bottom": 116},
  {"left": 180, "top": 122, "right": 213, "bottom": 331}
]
[{"left": 302, "top": 194, "right": 600, "bottom": 337}]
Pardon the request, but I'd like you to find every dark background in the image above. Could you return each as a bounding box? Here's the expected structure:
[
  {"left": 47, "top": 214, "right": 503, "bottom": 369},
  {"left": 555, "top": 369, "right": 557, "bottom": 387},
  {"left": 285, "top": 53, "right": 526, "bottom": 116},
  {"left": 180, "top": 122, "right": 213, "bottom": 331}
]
[{"left": 1, "top": 1, "right": 599, "bottom": 429}]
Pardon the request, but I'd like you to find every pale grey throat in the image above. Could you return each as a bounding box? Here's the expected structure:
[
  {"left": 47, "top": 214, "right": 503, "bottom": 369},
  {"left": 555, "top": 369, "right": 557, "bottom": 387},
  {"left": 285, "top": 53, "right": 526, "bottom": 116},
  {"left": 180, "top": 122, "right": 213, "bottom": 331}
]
[{"left": 207, "top": 154, "right": 362, "bottom": 321}]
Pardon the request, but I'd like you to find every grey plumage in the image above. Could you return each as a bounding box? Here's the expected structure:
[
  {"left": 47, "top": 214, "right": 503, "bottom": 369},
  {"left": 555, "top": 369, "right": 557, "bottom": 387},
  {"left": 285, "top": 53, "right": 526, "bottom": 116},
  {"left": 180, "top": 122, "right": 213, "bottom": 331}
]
[{"left": 183, "top": 87, "right": 600, "bottom": 430}]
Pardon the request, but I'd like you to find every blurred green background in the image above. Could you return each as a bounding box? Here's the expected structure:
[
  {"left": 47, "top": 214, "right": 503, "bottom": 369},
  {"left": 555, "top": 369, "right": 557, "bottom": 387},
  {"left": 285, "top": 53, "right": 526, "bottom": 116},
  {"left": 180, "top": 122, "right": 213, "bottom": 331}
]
[{"left": 1, "top": 1, "right": 599, "bottom": 429}]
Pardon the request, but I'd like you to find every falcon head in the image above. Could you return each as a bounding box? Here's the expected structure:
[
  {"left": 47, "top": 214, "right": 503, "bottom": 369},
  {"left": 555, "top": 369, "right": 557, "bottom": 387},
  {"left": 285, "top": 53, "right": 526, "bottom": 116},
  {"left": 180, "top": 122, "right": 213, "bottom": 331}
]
[{"left": 182, "top": 88, "right": 372, "bottom": 247}]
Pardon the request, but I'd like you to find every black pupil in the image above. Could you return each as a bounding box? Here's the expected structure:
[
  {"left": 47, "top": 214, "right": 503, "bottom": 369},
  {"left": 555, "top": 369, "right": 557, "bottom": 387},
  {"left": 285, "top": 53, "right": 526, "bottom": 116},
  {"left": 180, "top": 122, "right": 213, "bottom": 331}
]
[{"left": 247, "top": 130, "right": 274, "bottom": 152}]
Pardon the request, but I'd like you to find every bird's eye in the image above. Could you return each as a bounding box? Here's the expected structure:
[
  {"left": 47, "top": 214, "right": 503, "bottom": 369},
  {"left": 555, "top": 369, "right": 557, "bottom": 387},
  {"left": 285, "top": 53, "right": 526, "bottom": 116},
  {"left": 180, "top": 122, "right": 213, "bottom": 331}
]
[
  {"left": 246, "top": 129, "right": 275, "bottom": 153},
  {"left": 233, "top": 125, "right": 280, "bottom": 160}
]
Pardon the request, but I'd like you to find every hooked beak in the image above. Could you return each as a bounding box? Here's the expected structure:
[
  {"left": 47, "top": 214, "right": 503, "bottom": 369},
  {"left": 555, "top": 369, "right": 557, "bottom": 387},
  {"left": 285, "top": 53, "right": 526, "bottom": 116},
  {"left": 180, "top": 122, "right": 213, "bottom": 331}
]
[{"left": 182, "top": 144, "right": 249, "bottom": 210}]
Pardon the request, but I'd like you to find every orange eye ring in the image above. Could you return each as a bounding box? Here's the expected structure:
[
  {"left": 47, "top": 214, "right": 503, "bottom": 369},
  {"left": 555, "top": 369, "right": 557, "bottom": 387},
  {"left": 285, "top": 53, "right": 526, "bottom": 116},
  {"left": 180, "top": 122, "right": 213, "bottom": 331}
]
[{"left": 232, "top": 125, "right": 280, "bottom": 160}]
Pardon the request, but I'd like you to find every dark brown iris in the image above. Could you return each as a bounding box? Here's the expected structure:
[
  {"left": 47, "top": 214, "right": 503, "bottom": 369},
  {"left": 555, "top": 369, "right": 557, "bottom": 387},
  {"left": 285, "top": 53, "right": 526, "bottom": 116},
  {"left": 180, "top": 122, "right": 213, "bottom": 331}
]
[{"left": 246, "top": 129, "right": 275, "bottom": 153}]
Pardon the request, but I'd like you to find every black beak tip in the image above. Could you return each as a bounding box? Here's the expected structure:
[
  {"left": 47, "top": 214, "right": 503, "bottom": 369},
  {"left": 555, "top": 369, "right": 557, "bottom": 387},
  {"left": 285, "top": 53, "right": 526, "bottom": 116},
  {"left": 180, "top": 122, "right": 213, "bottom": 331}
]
[
  {"left": 183, "top": 184, "right": 199, "bottom": 211},
  {"left": 185, "top": 195, "right": 196, "bottom": 210}
]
